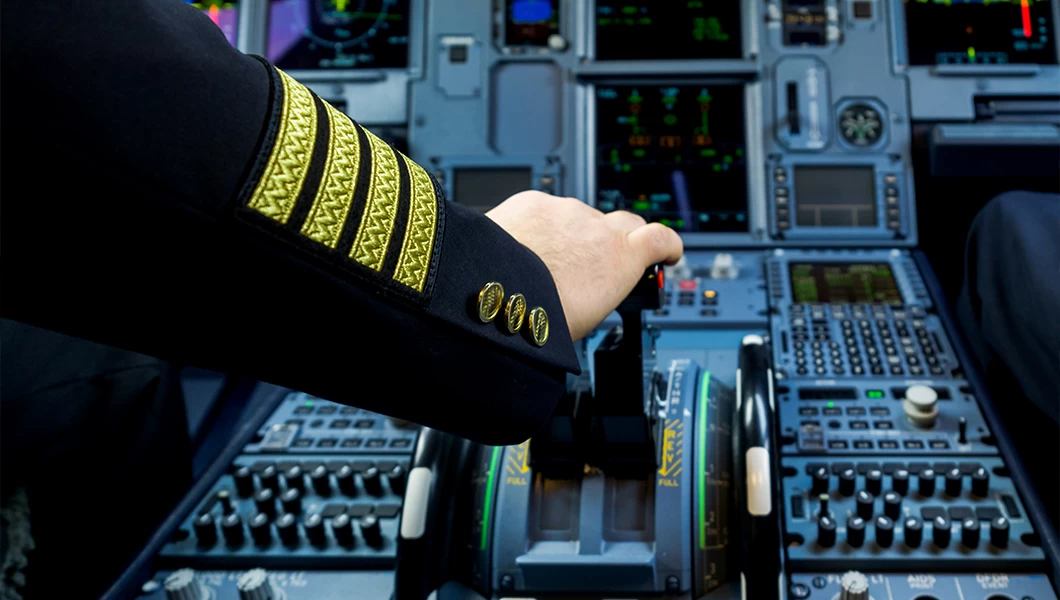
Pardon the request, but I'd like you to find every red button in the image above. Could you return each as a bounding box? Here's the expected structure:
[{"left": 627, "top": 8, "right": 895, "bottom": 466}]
[
  {"left": 678, "top": 280, "right": 697, "bottom": 291},
  {"left": 657, "top": 269, "right": 665, "bottom": 289}
]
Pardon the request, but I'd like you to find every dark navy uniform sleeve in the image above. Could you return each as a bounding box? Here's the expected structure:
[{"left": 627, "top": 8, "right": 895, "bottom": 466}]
[{"left": 0, "top": 0, "right": 580, "bottom": 446}]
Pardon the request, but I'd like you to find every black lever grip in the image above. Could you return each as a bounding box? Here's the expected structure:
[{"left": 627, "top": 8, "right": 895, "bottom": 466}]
[{"left": 733, "top": 335, "right": 782, "bottom": 600}]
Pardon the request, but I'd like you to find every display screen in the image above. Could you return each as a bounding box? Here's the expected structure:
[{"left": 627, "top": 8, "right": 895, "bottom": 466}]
[
  {"left": 453, "top": 168, "right": 532, "bottom": 212},
  {"left": 506, "top": 0, "right": 560, "bottom": 47},
  {"left": 594, "top": 1, "right": 742, "bottom": 60},
  {"left": 789, "top": 263, "right": 903, "bottom": 304},
  {"left": 794, "top": 166, "right": 877, "bottom": 227},
  {"left": 595, "top": 85, "right": 748, "bottom": 233},
  {"left": 903, "top": 0, "right": 1057, "bottom": 65},
  {"left": 189, "top": 0, "right": 239, "bottom": 46},
  {"left": 267, "top": 0, "right": 410, "bottom": 70}
]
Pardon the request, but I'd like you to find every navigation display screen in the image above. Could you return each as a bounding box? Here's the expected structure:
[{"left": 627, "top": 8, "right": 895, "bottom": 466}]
[
  {"left": 189, "top": 0, "right": 239, "bottom": 46},
  {"left": 789, "top": 263, "right": 903, "bottom": 305},
  {"left": 794, "top": 166, "right": 877, "bottom": 227},
  {"left": 267, "top": 0, "right": 410, "bottom": 70},
  {"left": 506, "top": 0, "right": 560, "bottom": 47},
  {"left": 595, "top": 85, "right": 748, "bottom": 233},
  {"left": 903, "top": 0, "right": 1057, "bottom": 65},
  {"left": 594, "top": 1, "right": 742, "bottom": 60}
]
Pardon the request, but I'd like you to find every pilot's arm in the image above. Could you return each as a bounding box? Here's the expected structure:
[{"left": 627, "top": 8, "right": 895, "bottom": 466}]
[{"left": 0, "top": 0, "right": 681, "bottom": 446}]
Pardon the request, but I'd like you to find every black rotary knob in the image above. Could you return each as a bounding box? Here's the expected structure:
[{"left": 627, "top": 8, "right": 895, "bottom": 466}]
[
  {"left": 304, "top": 513, "right": 326, "bottom": 547},
  {"left": 284, "top": 465, "right": 304, "bottom": 493},
  {"left": 904, "top": 516, "right": 923, "bottom": 548},
  {"left": 945, "top": 468, "right": 963, "bottom": 497},
  {"left": 847, "top": 516, "right": 866, "bottom": 547},
  {"left": 310, "top": 465, "right": 331, "bottom": 496},
  {"left": 249, "top": 512, "right": 272, "bottom": 546},
  {"left": 932, "top": 515, "right": 951, "bottom": 547},
  {"left": 811, "top": 467, "right": 830, "bottom": 494},
  {"left": 221, "top": 513, "right": 245, "bottom": 546},
  {"left": 360, "top": 514, "right": 384, "bottom": 548},
  {"left": 260, "top": 465, "right": 280, "bottom": 493},
  {"left": 875, "top": 516, "right": 894, "bottom": 547},
  {"left": 961, "top": 517, "right": 980, "bottom": 548},
  {"left": 817, "top": 515, "right": 837, "bottom": 547},
  {"left": 276, "top": 512, "right": 299, "bottom": 547},
  {"left": 280, "top": 487, "right": 302, "bottom": 515},
  {"left": 362, "top": 467, "right": 384, "bottom": 496},
  {"left": 193, "top": 513, "right": 217, "bottom": 547},
  {"left": 990, "top": 516, "right": 1010, "bottom": 548},
  {"left": 865, "top": 469, "right": 883, "bottom": 496},
  {"left": 387, "top": 465, "right": 407, "bottom": 496},
  {"left": 253, "top": 488, "right": 276, "bottom": 518},
  {"left": 332, "top": 513, "right": 355, "bottom": 547},
  {"left": 234, "top": 466, "right": 255, "bottom": 497},
  {"left": 839, "top": 468, "right": 857, "bottom": 497},
  {"left": 972, "top": 467, "right": 990, "bottom": 497},
  {"left": 337, "top": 465, "right": 357, "bottom": 497},
  {"left": 918, "top": 468, "right": 936, "bottom": 496},
  {"left": 856, "top": 490, "right": 875, "bottom": 520},
  {"left": 217, "top": 490, "right": 236, "bottom": 515},
  {"left": 892, "top": 468, "right": 910, "bottom": 496},
  {"left": 883, "top": 491, "right": 902, "bottom": 520}
]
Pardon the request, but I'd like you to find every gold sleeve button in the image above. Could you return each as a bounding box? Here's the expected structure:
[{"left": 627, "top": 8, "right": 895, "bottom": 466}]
[
  {"left": 504, "top": 294, "right": 528, "bottom": 334},
  {"left": 527, "top": 307, "right": 549, "bottom": 347},
  {"left": 477, "top": 282, "right": 505, "bottom": 323}
]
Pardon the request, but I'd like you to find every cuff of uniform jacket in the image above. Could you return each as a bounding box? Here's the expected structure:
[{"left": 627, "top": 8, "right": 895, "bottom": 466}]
[{"left": 428, "top": 201, "right": 582, "bottom": 377}]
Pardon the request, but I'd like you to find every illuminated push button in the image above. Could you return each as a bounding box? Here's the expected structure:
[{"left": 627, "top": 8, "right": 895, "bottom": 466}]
[
  {"left": 527, "top": 307, "right": 549, "bottom": 347},
  {"left": 504, "top": 294, "right": 527, "bottom": 334},
  {"left": 477, "top": 282, "right": 504, "bottom": 323}
]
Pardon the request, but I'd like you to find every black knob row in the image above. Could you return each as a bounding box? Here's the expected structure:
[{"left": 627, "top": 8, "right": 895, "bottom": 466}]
[
  {"left": 234, "top": 464, "right": 407, "bottom": 499},
  {"left": 816, "top": 514, "right": 1010, "bottom": 549},
  {"left": 812, "top": 466, "right": 989, "bottom": 498},
  {"left": 195, "top": 511, "right": 386, "bottom": 549}
]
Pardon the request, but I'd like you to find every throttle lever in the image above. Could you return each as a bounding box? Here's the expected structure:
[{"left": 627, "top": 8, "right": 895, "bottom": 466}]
[{"left": 733, "top": 335, "right": 781, "bottom": 600}]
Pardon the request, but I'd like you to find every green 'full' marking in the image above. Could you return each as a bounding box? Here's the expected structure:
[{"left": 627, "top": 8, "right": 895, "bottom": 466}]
[
  {"left": 481, "top": 446, "right": 502, "bottom": 550},
  {"left": 698, "top": 371, "right": 712, "bottom": 549}
]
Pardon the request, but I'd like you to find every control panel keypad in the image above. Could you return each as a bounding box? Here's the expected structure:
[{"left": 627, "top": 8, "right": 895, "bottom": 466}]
[{"left": 788, "top": 303, "right": 947, "bottom": 378}]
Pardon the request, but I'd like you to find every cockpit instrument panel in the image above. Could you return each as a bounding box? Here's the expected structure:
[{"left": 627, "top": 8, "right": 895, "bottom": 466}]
[
  {"left": 188, "top": 0, "right": 239, "bottom": 46},
  {"left": 267, "top": 0, "right": 410, "bottom": 70},
  {"left": 902, "top": 0, "right": 1057, "bottom": 65},
  {"left": 594, "top": 84, "right": 749, "bottom": 233},
  {"left": 593, "top": 1, "right": 743, "bottom": 60}
]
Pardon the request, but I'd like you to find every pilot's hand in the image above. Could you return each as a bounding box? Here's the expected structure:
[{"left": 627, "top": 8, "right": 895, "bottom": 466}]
[{"left": 486, "top": 191, "right": 683, "bottom": 342}]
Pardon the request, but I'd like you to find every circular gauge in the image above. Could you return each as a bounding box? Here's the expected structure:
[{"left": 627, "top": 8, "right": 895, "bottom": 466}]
[
  {"left": 304, "top": 0, "right": 397, "bottom": 51},
  {"left": 839, "top": 104, "right": 884, "bottom": 147}
]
